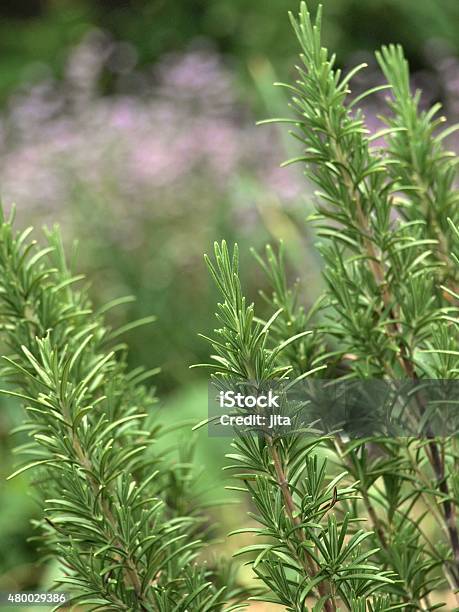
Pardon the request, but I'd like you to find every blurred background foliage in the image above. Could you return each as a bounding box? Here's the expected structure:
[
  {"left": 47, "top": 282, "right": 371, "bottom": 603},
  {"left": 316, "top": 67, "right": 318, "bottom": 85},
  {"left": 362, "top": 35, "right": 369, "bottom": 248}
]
[
  {"left": 2, "top": 0, "right": 459, "bottom": 104},
  {"left": 0, "top": 0, "right": 458, "bottom": 607}
]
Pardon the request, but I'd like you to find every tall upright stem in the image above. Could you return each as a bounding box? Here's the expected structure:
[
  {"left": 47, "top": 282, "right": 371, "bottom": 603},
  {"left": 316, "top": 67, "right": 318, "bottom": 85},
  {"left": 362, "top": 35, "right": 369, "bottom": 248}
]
[{"left": 266, "top": 436, "right": 337, "bottom": 612}]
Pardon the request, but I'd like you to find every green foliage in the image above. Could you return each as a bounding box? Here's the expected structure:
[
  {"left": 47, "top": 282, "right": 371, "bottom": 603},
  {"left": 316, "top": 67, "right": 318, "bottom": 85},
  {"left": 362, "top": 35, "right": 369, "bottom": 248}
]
[
  {"left": 0, "top": 208, "right": 245, "bottom": 611},
  {"left": 3, "top": 1, "right": 459, "bottom": 610},
  {"left": 2, "top": 0, "right": 459, "bottom": 103},
  {"left": 201, "top": 2, "right": 459, "bottom": 610}
]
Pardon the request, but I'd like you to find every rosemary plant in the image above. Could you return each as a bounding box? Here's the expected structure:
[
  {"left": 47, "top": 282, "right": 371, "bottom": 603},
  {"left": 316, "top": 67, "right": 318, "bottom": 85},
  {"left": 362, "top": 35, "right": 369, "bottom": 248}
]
[
  {"left": 3, "top": 2, "right": 459, "bottom": 611},
  {"left": 201, "top": 3, "right": 459, "bottom": 610},
  {"left": 0, "top": 208, "right": 244, "bottom": 611}
]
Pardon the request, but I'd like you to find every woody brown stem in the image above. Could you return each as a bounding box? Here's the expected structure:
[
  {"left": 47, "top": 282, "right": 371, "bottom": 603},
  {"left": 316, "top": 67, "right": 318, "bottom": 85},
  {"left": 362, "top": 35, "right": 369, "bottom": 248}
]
[{"left": 267, "top": 436, "right": 337, "bottom": 612}]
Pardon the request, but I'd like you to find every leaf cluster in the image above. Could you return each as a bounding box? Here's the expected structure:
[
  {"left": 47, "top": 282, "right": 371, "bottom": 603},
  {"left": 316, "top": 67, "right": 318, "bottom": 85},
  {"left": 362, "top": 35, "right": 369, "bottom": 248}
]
[{"left": 0, "top": 208, "right": 244, "bottom": 611}]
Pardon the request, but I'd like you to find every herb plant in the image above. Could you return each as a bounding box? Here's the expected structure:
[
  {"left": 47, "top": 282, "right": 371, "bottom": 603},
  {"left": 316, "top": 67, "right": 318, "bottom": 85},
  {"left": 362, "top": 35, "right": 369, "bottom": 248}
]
[
  {"left": 2, "top": 1, "right": 459, "bottom": 611},
  {"left": 201, "top": 2, "right": 459, "bottom": 610},
  {"left": 0, "top": 208, "right": 244, "bottom": 611}
]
